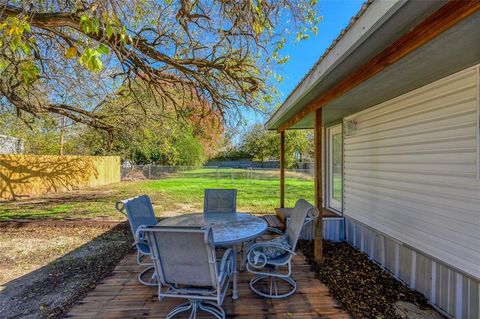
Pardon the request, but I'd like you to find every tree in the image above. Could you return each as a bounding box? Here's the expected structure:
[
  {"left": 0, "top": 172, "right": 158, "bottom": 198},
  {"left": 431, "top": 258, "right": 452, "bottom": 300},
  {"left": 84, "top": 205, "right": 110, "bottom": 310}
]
[
  {"left": 240, "top": 124, "right": 312, "bottom": 167},
  {"left": 241, "top": 124, "right": 278, "bottom": 164},
  {"left": 0, "top": 85, "right": 223, "bottom": 165},
  {"left": 74, "top": 119, "right": 208, "bottom": 166},
  {"left": 0, "top": 1, "right": 320, "bottom": 134},
  {"left": 0, "top": 110, "right": 76, "bottom": 155}
]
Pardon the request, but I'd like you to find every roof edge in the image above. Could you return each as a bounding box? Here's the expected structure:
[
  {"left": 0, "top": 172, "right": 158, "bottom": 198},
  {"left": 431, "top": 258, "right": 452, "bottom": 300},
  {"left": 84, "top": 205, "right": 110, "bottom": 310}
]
[{"left": 265, "top": 0, "right": 407, "bottom": 130}]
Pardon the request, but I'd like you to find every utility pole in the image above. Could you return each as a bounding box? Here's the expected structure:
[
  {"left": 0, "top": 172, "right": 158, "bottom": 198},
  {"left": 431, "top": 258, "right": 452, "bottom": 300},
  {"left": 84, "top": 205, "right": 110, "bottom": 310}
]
[{"left": 59, "top": 116, "right": 66, "bottom": 155}]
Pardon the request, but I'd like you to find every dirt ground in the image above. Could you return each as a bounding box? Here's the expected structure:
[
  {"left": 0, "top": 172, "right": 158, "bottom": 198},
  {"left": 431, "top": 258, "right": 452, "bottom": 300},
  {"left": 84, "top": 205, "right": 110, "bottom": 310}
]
[{"left": 0, "top": 221, "right": 133, "bottom": 319}]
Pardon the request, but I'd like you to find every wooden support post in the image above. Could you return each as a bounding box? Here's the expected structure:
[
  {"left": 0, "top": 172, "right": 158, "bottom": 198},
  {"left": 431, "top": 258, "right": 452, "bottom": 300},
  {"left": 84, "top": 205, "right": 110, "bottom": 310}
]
[
  {"left": 313, "top": 109, "right": 324, "bottom": 263},
  {"left": 280, "top": 131, "right": 285, "bottom": 208}
]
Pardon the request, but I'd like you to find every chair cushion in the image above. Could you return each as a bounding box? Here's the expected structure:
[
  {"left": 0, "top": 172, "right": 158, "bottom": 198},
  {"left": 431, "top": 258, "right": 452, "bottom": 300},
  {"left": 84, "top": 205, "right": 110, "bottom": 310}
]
[{"left": 263, "top": 235, "right": 291, "bottom": 259}]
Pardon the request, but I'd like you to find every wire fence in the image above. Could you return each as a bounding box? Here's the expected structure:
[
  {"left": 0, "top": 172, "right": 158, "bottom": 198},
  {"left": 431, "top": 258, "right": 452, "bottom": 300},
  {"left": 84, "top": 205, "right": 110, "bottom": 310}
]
[{"left": 120, "top": 165, "right": 314, "bottom": 181}]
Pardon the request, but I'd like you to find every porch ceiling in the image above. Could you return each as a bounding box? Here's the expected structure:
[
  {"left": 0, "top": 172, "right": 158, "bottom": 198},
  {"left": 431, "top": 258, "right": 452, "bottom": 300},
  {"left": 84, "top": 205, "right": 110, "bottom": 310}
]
[{"left": 291, "top": 11, "right": 480, "bottom": 129}]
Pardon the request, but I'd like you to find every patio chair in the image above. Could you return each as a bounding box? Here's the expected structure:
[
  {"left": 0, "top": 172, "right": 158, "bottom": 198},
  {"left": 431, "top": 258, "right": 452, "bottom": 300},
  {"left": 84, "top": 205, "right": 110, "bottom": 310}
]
[
  {"left": 204, "top": 189, "right": 237, "bottom": 214},
  {"left": 276, "top": 206, "right": 319, "bottom": 240},
  {"left": 115, "top": 195, "right": 158, "bottom": 286},
  {"left": 141, "top": 226, "right": 234, "bottom": 319},
  {"left": 245, "top": 199, "right": 319, "bottom": 298}
]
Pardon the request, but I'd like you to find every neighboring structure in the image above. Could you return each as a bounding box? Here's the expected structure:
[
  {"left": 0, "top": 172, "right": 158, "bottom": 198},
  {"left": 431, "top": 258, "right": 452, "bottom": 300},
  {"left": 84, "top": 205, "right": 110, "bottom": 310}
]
[
  {"left": 0, "top": 135, "right": 24, "bottom": 154},
  {"left": 266, "top": 1, "right": 479, "bottom": 318},
  {"left": 206, "top": 159, "right": 278, "bottom": 168}
]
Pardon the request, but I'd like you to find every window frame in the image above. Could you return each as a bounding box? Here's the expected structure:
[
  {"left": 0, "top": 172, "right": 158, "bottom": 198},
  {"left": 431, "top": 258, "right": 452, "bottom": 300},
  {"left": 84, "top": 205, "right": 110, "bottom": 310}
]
[{"left": 326, "top": 124, "right": 343, "bottom": 213}]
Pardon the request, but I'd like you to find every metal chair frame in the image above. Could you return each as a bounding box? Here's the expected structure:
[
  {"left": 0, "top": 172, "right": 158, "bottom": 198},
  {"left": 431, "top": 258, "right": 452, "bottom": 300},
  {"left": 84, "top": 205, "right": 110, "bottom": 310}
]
[
  {"left": 245, "top": 200, "right": 319, "bottom": 299},
  {"left": 115, "top": 195, "right": 158, "bottom": 286},
  {"left": 142, "top": 226, "right": 234, "bottom": 319},
  {"left": 204, "top": 189, "right": 237, "bottom": 214}
]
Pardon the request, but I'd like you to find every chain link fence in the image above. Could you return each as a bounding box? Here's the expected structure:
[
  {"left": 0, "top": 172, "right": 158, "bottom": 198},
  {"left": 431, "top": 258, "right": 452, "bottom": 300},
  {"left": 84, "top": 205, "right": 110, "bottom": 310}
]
[{"left": 121, "top": 165, "right": 313, "bottom": 181}]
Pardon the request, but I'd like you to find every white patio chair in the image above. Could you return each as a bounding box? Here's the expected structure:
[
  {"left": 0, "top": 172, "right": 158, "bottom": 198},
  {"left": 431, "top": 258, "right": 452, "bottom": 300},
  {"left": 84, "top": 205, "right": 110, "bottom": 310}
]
[
  {"left": 115, "top": 195, "right": 158, "bottom": 286},
  {"left": 245, "top": 199, "right": 319, "bottom": 298},
  {"left": 141, "top": 225, "right": 234, "bottom": 319},
  {"left": 204, "top": 189, "right": 237, "bottom": 214}
]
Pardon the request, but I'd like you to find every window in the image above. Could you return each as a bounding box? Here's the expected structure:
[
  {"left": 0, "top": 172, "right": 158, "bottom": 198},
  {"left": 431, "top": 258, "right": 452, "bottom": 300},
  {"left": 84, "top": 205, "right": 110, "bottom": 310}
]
[{"left": 327, "top": 125, "right": 343, "bottom": 212}]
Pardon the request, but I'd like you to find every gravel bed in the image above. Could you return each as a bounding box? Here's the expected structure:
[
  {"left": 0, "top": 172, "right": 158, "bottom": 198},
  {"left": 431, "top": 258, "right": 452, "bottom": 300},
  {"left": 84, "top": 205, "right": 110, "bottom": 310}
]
[{"left": 297, "top": 240, "right": 444, "bottom": 319}]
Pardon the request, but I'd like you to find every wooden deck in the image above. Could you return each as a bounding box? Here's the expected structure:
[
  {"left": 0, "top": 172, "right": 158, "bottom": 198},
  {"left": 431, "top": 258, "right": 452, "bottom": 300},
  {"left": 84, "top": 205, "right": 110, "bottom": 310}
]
[{"left": 66, "top": 250, "right": 349, "bottom": 318}]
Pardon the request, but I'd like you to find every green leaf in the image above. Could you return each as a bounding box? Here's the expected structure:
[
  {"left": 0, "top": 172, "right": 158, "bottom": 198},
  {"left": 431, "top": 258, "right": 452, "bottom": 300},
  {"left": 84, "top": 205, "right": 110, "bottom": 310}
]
[
  {"left": 20, "top": 61, "right": 39, "bottom": 85},
  {"left": 97, "top": 44, "right": 109, "bottom": 55},
  {"left": 105, "top": 23, "right": 113, "bottom": 37},
  {"left": 91, "top": 17, "right": 100, "bottom": 35},
  {"left": 20, "top": 43, "right": 30, "bottom": 55},
  {"left": 79, "top": 48, "right": 103, "bottom": 72}
]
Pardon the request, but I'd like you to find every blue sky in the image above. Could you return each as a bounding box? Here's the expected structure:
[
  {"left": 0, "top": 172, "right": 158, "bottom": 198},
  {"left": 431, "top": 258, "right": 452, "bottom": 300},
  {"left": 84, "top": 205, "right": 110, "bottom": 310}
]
[{"left": 243, "top": 0, "right": 364, "bottom": 128}]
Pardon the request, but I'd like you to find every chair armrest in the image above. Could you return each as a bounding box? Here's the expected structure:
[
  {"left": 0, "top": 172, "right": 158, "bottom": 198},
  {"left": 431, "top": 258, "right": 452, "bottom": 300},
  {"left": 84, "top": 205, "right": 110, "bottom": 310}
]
[
  {"left": 218, "top": 248, "right": 234, "bottom": 284},
  {"left": 219, "top": 248, "right": 234, "bottom": 272},
  {"left": 307, "top": 207, "right": 320, "bottom": 220},
  {"left": 134, "top": 225, "right": 150, "bottom": 245},
  {"left": 266, "top": 227, "right": 284, "bottom": 235},
  {"left": 115, "top": 201, "right": 128, "bottom": 216},
  {"left": 247, "top": 242, "right": 296, "bottom": 256}
]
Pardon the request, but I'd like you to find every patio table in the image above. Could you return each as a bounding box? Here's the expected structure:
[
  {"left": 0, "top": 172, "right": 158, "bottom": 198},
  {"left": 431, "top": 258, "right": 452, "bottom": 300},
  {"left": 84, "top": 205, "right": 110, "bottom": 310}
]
[{"left": 158, "top": 212, "right": 268, "bottom": 299}]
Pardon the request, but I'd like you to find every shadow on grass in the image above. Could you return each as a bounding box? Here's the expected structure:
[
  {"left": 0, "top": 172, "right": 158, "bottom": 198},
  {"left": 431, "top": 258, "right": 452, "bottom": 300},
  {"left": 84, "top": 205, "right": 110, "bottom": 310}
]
[{"left": 0, "top": 221, "right": 133, "bottom": 319}]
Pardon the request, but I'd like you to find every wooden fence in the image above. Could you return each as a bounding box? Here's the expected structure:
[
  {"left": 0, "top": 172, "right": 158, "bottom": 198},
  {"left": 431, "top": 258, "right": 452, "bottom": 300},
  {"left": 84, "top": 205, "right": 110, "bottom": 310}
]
[{"left": 0, "top": 155, "right": 120, "bottom": 200}]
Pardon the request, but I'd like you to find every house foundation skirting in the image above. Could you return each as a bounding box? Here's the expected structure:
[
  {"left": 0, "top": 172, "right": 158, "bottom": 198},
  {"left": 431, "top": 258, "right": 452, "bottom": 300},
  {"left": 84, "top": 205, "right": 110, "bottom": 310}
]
[
  {"left": 323, "top": 217, "right": 344, "bottom": 242},
  {"left": 344, "top": 216, "right": 480, "bottom": 319}
]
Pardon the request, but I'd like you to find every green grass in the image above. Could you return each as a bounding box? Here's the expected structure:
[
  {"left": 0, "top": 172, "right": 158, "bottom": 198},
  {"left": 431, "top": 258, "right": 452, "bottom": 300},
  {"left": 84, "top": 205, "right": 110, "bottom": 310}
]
[
  {"left": 333, "top": 175, "right": 342, "bottom": 200},
  {"left": 0, "top": 169, "right": 314, "bottom": 220}
]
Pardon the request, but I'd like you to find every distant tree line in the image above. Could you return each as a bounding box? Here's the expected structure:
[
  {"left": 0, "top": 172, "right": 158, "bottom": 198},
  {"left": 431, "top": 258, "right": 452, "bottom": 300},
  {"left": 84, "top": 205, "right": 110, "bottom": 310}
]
[
  {"left": 0, "top": 96, "right": 224, "bottom": 166},
  {"left": 214, "top": 124, "right": 313, "bottom": 168}
]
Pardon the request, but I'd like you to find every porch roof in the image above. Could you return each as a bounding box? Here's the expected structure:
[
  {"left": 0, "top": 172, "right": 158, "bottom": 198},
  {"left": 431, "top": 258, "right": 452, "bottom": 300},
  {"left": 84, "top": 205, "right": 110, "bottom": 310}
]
[{"left": 266, "top": 1, "right": 480, "bottom": 130}]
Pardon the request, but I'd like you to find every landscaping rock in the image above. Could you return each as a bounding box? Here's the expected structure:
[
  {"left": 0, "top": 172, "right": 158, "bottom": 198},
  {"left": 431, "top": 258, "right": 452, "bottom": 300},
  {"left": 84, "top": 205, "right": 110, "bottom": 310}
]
[
  {"left": 394, "top": 301, "right": 444, "bottom": 319},
  {"left": 298, "top": 240, "right": 444, "bottom": 319}
]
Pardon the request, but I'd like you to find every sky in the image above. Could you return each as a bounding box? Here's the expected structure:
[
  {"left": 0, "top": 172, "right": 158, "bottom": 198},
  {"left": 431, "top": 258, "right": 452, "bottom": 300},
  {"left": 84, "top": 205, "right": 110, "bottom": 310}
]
[{"left": 242, "top": 0, "right": 365, "bottom": 132}]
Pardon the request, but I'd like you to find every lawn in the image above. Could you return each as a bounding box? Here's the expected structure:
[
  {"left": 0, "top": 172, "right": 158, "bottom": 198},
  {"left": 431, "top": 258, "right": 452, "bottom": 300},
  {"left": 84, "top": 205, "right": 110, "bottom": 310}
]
[
  {"left": 0, "top": 168, "right": 314, "bottom": 220},
  {"left": 0, "top": 168, "right": 313, "bottom": 318}
]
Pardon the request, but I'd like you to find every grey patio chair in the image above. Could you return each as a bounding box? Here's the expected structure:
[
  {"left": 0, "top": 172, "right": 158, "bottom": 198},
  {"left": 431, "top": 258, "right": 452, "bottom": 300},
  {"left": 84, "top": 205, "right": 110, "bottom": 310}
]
[
  {"left": 115, "top": 195, "right": 158, "bottom": 286},
  {"left": 141, "top": 225, "right": 234, "bottom": 319},
  {"left": 245, "top": 199, "right": 319, "bottom": 298},
  {"left": 276, "top": 206, "right": 319, "bottom": 240},
  {"left": 204, "top": 189, "right": 237, "bottom": 214}
]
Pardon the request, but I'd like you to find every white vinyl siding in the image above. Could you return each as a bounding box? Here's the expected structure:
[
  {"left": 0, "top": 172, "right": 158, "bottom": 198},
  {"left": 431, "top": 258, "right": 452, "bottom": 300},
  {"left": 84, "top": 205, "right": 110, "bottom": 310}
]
[{"left": 343, "top": 65, "right": 480, "bottom": 279}]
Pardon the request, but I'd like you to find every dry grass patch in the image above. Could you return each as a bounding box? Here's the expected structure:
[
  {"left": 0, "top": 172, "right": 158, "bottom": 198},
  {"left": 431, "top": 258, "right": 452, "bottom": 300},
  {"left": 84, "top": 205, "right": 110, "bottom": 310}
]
[{"left": 0, "top": 221, "right": 132, "bottom": 319}]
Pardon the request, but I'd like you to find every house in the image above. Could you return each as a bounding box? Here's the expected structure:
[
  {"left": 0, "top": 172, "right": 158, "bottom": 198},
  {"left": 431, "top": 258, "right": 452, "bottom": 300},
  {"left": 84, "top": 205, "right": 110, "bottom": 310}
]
[
  {"left": 266, "top": 1, "right": 480, "bottom": 318},
  {"left": 0, "top": 135, "right": 24, "bottom": 154}
]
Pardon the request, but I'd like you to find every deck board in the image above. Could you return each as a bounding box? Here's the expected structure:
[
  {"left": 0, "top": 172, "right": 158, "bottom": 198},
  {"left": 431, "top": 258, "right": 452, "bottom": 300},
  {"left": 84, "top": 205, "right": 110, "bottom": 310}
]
[{"left": 67, "top": 244, "right": 348, "bottom": 318}]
